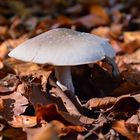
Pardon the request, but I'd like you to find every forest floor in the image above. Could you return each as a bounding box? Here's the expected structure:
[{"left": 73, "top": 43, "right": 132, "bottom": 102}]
[{"left": 0, "top": 0, "right": 140, "bottom": 139}]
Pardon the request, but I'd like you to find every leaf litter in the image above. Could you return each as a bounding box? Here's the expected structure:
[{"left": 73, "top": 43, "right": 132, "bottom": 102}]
[{"left": 0, "top": 0, "right": 140, "bottom": 139}]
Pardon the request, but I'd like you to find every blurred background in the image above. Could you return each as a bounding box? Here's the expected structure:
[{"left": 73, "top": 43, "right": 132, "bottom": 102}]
[{"left": 0, "top": 0, "right": 140, "bottom": 80}]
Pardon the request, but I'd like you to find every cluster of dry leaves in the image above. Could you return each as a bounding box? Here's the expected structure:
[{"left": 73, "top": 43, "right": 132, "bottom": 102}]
[{"left": 0, "top": 0, "right": 140, "bottom": 139}]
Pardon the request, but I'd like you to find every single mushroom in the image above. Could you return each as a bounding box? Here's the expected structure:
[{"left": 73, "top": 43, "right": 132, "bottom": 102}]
[{"left": 9, "top": 28, "right": 120, "bottom": 93}]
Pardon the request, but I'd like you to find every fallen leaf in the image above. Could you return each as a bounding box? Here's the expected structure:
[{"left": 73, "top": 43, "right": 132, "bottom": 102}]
[
  {"left": 0, "top": 74, "right": 19, "bottom": 94},
  {"left": 56, "top": 16, "right": 73, "bottom": 26},
  {"left": 86, "top": 97, "right": 117, "bottom": 109},
  {"left": 29, "top": 81, "right": 67, "bottom": 112},
  {"left": 122, "top": 69, "right": 140, "bottom": 85},
  {"left": 25, "top": 120, "right": 85, "bottom": 140},
  {"left": 0, "top": 82, "right": 29, "bottom": 121},
  {"left": 112, "top": 81, "right": 140, "bottom": 96},
  {"left": 0, "top": 43, "right": 8, "bottom": 59},
  {"left": 91, "top": 26, "right": 110, "bottom": 38},
  {"left": 123, "top": 49, "right": 140, "bottom": 64},
  {"left": 50, "top": 87, "right": 81, "bottom": 116},
  {"left": 126, "top": 113, "right": 140, "bottom": 126},
  {"left": 0, "top": 99, "right": 3, "bottom": 110},
  {"left": 116, "top": 54, "right": 140, "bottom": 74},
  {"left": 49, "top": 77, "right": 94, "bottom": 124},
  {"left": 5, "top": 57, "right": 52, "bottom": 77},
  {"left": 36, "top": 103, "right": 93, "bottom": 125},
  {"left": 0, "top": 123, "right": 5, "bottom": 131},
  {"left": 133, "top": 94, "right": 140, "bottom": 103},
  {"left": 0, "top": 59, "right": 4, "bottom": 69},
  {"left": 25, "top": 124, "right": 59, "bottom": 140},
  {"left": 9, "top": 115, "right": 37, "bottom": 128},
  {"left": 1, "top": 127, "right": 26, "bottom": 140},
  {"left": 90, "top": 4, "right": 109, "bottom": 23},
  {"left": 0, "top": 26, "right": 8, "bottom": 36},
  {"left": 112, "top": 120, "right": 140, "bottom": 140},
  {"left": 121, "top": 40, "right": 140, "bottom": 54},
  {"left": 124, "top": 31, "right": 140, "bottom": 43},
  {"left": 106, "top": 96, "right": 139, "bottom": 114},
  {"left": 0, "top": 34, "right": 28, "bottom": 50},
  {"left": 36, "top": 104, "right": 67, "bottom": 124},
  {"left": 0, "top": 63, "right": 16, "bottom": 79},
  {"left": 51, "top": 120, "right": 85, "bottom": 136}
]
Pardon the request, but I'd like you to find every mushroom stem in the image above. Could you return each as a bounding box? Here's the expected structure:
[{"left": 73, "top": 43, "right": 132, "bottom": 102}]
[{"left": 55, "top": 66, "right": 75, "bottom": 93}]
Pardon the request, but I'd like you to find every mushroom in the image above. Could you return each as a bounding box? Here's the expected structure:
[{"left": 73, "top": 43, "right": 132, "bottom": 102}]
[{"left": 9, "top": 28, "right": 120, "bottom": 93}]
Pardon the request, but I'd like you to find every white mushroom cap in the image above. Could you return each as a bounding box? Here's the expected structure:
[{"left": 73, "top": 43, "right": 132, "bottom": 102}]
[{"left": 9, "top": 28, "right": 115, "bottom": 65}]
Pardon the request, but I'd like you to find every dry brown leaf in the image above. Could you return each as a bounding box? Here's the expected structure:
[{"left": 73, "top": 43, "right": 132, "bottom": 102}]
[
  {"left": 121, "top": 40, "right": 140, "bottom": 54},
  {"left": 122, "top": 69, "right": 140, "bottom": 85},
  {"left": 36, "top": 104, "right": 68, "bottom": 124},
  {"left": 86, "top": 93, "right": 140, "bottom": 114},
  {"left": 36, "top": 103, "right": 93, "bottom": 125},
  {"left": 50, "top": 87, "right": 81, "bottom": 116},
  {"left": 121, "top": 29, "right": 140, "bottom": 54},
  {"left": 133, "top": 94, "right": 140, "bottom": 103},
  {"left": 0, "top": 34, "right": 28, "bottom": 50},
  {"left": 123, "top": 49, "right": 140, "bottom": 64},
  {"left": 27, "top": 76, "right": 66, "bottom": 111},
  {"left": 56, "top": 16, "right": 73, "bottom": 26},
  {"left": 121, "top": 31, "right": 140, "bottom": 54},
  {"left": 49, "top": 77, "right": 84, "bottom": 115},
  {"left": 25, "top": 124, "right": 59, "bottom": 140},
  {"left": 126, "top": 114, "right": 140, "bottom": 126},
  {"left": 0, "top": 59, "right": 4, "bottom": 69},
  {"left": 126, "top": 111, "right": 140, "bottom": 134},
  {"left": 91, "top": 26, "right": 110, "bottom": 38},
  {"left": 90, "top": 4, "right": 109, "bottom": 23},
  {"left": 0, "top": 26, "right": 8, "bottom": 35},
  {"left": 0, "top": 82, "right": 29, "bottom": 121},
  {"left": 86, "top": 97, "right": 117, "bottom": 109},
  {"left": 0, "top": 43, "right": 8, "bottom": 59},
  {"left": 1, "top": 127, "right": 26, "bottom": 140},
  {"left": 51, "top": 120, "right": 85, "bottom": 136},
  {"left": 5, "top": 57, "right": 52, "bottom": 78},
  {"left": 0, "top": 63, "right": 16, "bottom": 79},
  {"left": 112, "top": 81, "right": 140, "bottom": 96},
  {"left": 116, "top": 54, "right": 140, "bottom": 74},
  {"left": 0, "top": 74, "right": 19, "bottom": 94},
  {"left": 112, "top": 120, "right": 140, "bottom": 140},
  {"left": 106, "top": 96, "right": 139, "bottom": 114},
  {"left": 0, "top": 99, "right": 3, "bottom": 110},
  {"left": 36, "top": 18, "right": 54, "bottom": 31},
  {"left": 0, "top": 123, "right": 5, "bottom": 131},
  {"left": 49, "top": 78, "right": 94, "bottom": 124},
  {"left": 25, "top": 116, "right": 85, "bottom": 138},
  {"left": 115, "top": 50, "right": 140, "bottom": 85},
  {"left": 124, "top": 31, "right": 140, "bottom": 44},
  {"left": 9, "top": 115, "right": 37, "bottom": 128}
]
